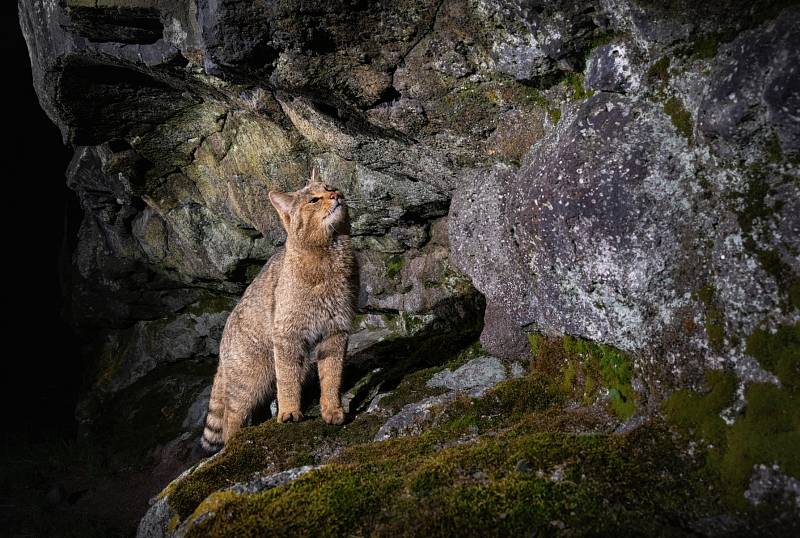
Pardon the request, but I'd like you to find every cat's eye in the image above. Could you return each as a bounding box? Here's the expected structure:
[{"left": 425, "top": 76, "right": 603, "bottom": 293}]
[{"left": 309, "top": 197, "right": 320, "bottom": 203}]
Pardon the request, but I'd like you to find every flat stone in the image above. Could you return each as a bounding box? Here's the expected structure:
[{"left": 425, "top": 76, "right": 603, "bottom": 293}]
[{"left": 426, "top": 356, "right": 508, "bottom": 393}]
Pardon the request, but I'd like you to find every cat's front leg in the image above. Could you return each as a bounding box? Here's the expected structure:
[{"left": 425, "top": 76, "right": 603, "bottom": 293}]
[
  {"left": 273, "top": 337, "right": 305, "bottom": 423},
  {"left": 316, "top": 331, "right": 347, "bottom": 425}
]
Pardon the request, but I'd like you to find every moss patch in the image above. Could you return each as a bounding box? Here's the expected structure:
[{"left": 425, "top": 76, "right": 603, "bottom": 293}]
[
  {"left": 765, "top": 133, "right": 784, "bottom": 163},
  {"left": 185, "top": 293, "right": 236, "bottom": 315},
  {"left": 563, "top": 73, "right": 594, "bottom": 101},
  {"left": 184, "top": 376, "right": 715, "bottom": 537},
  {"left": 688, "top": 34, "right": 721, "bottom": 59},
  {"left": 167, "top": 331, "right": 800, "bottom": 535},
  {"left": 734, "top": 169, "right": 799, "bottom": 311},
  {"left": 696, "top": 286, "right": 726, "bottom": 352},
  {"left": 529, "top": 334, "right": 638, "bottom": 421},
  {"left": 168, "top": 412, "right": 385, "bottom": 519},
  {"left": 746, "top": 323, "right": 800, "bottom": 388},
  {"left": 376, "top": 342, "right": 489, "bottom": 415},
  {"left": 520, "top": 86, "right": 561, "bottom": 123},
  {"left": 664, "top": 96, "right": 693, "bottom": 142},
  {"left": 664, "top": 358, "right": 800, "bottom": 509},
  {"left": 385, "top": 255, "right": 404, "bottom": 279},
  {"left": 647, "top": 56, "right": 671, "bottom": 84}
]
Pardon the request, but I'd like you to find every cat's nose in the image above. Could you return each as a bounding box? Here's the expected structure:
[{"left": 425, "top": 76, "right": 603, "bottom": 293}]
[{"left": 329, "top": 192, "right": 339, "bottom": 200}]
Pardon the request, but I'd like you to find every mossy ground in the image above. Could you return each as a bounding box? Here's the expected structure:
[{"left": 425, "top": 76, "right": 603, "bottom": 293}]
[
  {"left": 168, "top": 343, "right": 488, "bottom": 519},
  {"left": 664, "top": 323, "right": 800, "bottom": 510},
  {"left": 181, "top": 369, "right": 717, "bottom": 538},
  {"left": 164, "top": 327, "right": 800, "bottom": 536},
  {"left": 163, "top": 335, "right": 800, "bottom": 536}
]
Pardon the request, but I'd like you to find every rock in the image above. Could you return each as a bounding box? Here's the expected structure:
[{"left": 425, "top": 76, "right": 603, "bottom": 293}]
[
  {"left": 453, "top": 93, "right": 697, "bottom": 364},
  {"left": 476, "top": 0, "right": 603, "bottom": 81},
  {"left": 226, "top": 465, "right": 321, "bottom": 496},
  {"left": 426, "top": 355, "right": 507, "bottom": 393},
  {"left": 136, "top": 496, "right": 171, "bottom": 538},
  {"left": 584, "top": 41, "right": 643, "bottom": 93},
  {"left": 340, "top": 368, "right": 383, "bottom": 414},
  {"left": 744, "top": 464, "right": 800, "bottom": 510},
  {"left": 698, "top": 11, "right": 800, "bottom": 159},
  {"left": 450, "top": 61, "right": 800, "bottom": 395},
  {"left": 376, "top": 354, "right": 513, "bottom": 441},
  {"left": 367, "top": 392, "right": 392, "bottom": 414},
  {"left": 182, "top": 385, "right": 212, "bottom": 431},
  {"left": 374, "top": 392, "right": 457, "bottom": 441}
]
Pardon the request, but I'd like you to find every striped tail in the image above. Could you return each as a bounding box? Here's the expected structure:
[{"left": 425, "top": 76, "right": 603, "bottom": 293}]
[{"left": 200, "top": 378, "right": 226, "bottom": 454}]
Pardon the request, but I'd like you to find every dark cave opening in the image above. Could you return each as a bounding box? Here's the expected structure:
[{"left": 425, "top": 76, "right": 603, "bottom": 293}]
[{"left": 2, "top": 13, "right": 83, "bottom": 442}]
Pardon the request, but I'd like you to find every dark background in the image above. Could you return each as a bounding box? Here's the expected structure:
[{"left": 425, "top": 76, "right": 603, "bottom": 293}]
[{"left": 2, "top": 6, "right": 82, "bottom": 442}]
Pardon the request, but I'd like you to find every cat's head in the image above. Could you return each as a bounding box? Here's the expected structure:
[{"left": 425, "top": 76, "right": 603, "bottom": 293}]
[{"left": 269, "top": 181, "right": 350, "bottom": 246}]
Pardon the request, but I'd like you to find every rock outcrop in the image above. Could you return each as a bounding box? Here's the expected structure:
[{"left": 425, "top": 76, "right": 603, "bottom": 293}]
[{"left": 18, "top": 0, "right": 799, "bottom": 535}]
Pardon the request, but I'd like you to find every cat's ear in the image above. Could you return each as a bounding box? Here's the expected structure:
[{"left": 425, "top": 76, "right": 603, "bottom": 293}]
[{"left": 269, "top": 191, "right": 294, "bottom": 228}]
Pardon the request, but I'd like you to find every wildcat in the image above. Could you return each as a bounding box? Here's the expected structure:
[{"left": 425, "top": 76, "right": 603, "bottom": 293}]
[{"left": 201, "top": 172, "right": 357, "bottom": 453}]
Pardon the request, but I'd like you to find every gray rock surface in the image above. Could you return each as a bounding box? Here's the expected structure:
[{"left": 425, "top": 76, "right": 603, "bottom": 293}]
[
  {"left": 426, "top": 355, "right": 507, "bottom": 392},
  {"left": 450, "top": 8, "right": 800, "bottom": 402},
  {"left": 374, "top": 392, "right": 458, "bottom": 441},
  {"left": 225, "top": 465, "right": 321, "bottom": 496},
  {"left": 375, "top": 354, "right": 513, "bottom": 441}
]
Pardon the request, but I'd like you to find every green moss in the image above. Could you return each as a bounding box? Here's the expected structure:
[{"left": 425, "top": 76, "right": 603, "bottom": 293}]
[
  {"left": 664, "top": 96, "right": 693, "bottom": 142},
  {"left": 721, "top": 382, "right": 800, "bottom": 505},
  {"left": 696, "top": 286, "right": 726, "bottom": 353},
  {"left": 521, "top": 86, "right": 550, "bottom": 109},
  {"left": 664, "top": 363, "right": 800, "bottom": 508},
  {"left": 527, "top": 333, "right": 542, "bottom": 357},
  {"left": 373, "top": 342, "right": 489, "bottom": 416},
  {"left": 746, "top": 323, "right": 800, "bottom": 388},
  {"left": 689, "top": 34, "right": 720, "bottom": 59},
  {"left": 351, "top": 313, "right": 366, "bottom": 330},
  {"left": 563, "top": 73, "right": 594, "bottom": 101},
  {"left": 663, "top": 370, "right": 736, "bottom": 443},
  {"left": 184, "top": 383, "right": 712, "bottom": 538},
  {"left": 385, "top": 255, "right": 404, "bottom": 279},
  {"left": 168, "top": 411, "right": 384, "bottom": 519},
  {"left": 376, "top": 366, "right": 449, "bottom": 414},
  {"left": 528, "top": 333, "right": 637, "bottom": 421},
  {"left": 734, "top": 170, "right": 799, "bottom": 311},
  {"left": 564, "top": 337, "right": 637, "bottom": 420},
  {"left": 647, "top": 56, "right": 671, "bottom": 84},
  {"left": 171, "top": 330, "right": 800, "bottom": 535},
  {"left": 519, "top": 86, "right": 561, "bottom": 124},
  {"left": 401, "top": 312, "right": 427, "bottom": 335},
  {"left": 764, "top": 133, "right": 784, "bottom": 163}
]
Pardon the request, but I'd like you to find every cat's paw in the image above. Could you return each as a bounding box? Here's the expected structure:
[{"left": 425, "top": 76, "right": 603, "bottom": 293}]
[
  {"left": 321, "top": 406, "right": 345, "bottom": 425},
  {"left": 277, "top": 410, "right": 304, "bottom": 423}
]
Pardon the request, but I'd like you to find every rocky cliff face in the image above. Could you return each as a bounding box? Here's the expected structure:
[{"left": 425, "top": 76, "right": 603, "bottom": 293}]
[{"left": 19, "top": 0, "right": 799, "bottom": 535}]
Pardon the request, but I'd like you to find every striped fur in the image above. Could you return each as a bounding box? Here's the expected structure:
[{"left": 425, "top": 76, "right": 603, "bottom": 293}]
[
  {"left": 200, "top": 372, "right": 226, "bottom": 452},
  {"left": 198, "top": 178, "right": 358, "bottom": 453}
]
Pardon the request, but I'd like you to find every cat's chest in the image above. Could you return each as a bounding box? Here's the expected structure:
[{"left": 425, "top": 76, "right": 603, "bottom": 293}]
[{"left": 275, "top": 274, "right": 351, "bottom": 313}]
